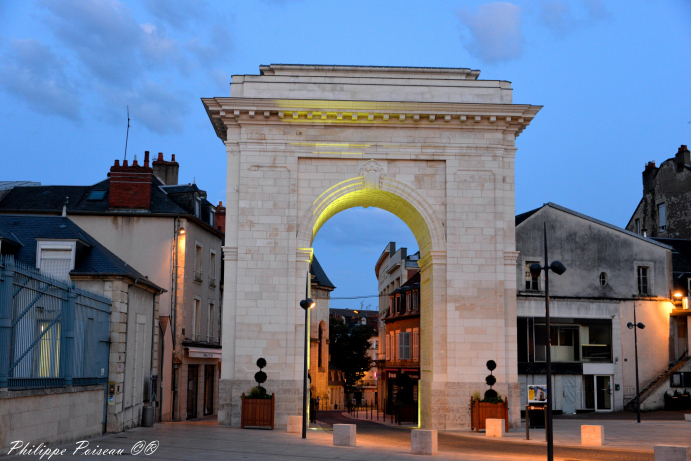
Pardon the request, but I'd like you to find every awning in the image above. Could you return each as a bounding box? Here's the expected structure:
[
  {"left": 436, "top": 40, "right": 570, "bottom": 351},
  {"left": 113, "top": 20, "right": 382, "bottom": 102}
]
[{"left": 187, "top": 346, "right": 222, "bottom": 359}]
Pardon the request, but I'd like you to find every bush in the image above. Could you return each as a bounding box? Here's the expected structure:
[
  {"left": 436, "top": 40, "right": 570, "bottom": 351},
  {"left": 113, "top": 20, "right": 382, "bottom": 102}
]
[{"left": 247, "top": 386, "right": 271, "bottom": 399}]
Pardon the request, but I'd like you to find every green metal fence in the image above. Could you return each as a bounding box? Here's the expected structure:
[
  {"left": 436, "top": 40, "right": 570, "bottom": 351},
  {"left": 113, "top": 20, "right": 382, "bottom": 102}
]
[{"left": 0, "top": 256, "right": 111, "bottom": 390}]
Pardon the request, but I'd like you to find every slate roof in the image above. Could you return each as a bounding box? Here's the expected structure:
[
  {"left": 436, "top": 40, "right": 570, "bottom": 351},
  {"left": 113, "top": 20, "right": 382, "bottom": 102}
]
[
  {"left": 311, "top": 255, "right": 335, "bottom": 289},
  {"left": 0, "top": 215, "right": 163, "bottom": 291},
  {"left": 0, "top": 179, "right": 190, "bottom": 216},
  {"left": 652, "top": 238, "right": 691, "bottom": 276}
]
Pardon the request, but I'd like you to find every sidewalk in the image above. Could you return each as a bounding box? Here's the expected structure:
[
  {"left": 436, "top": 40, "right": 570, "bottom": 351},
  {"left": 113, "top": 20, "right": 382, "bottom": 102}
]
[{"left": 343, "top": 409, "right": 691, "bottom": 453}]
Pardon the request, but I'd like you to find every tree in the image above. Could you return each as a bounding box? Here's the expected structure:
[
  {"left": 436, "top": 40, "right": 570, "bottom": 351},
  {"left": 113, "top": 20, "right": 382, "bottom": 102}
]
[{"left": 329, "top": 316, "right": 372, "bottom": 397}]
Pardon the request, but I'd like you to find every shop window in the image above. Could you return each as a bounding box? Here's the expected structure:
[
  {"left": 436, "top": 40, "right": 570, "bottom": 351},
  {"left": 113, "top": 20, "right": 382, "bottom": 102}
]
[{"left": 580, "top": 324, "right": 612, "bottom": 362}]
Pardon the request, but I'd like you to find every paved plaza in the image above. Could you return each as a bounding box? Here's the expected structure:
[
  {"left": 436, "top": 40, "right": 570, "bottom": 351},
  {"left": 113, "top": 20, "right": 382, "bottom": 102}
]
[{"left": 4, "top": 411, "right": 690, "bottom": 460}]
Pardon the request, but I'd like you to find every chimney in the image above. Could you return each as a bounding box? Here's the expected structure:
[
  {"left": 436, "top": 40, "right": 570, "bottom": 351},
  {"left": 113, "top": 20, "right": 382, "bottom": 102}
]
[
  {"left": 215, "top": 201, "right": 226, "bottom": 233},
  {"left": 108, "top": 153, "right": 153, "bottom": 210},
  {"left": 152, "top": 152, "right": 179, "bottom": 186},
  {"left": 675, "top": 144, "right": 690, "bottom": 171},
  {"left": 643, "top": 161, "right": 658, "bottom": 194}
]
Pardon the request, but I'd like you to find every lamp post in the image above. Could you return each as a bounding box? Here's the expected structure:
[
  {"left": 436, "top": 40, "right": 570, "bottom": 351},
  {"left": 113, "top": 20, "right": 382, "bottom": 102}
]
[
  {"left": 529, "top": 223, "right": 566, "bottom": 461},
  {"left": 300, "top": 269, "right": 316, "bottom": 439},
  {"left": 627, "top": 301, "right": 645, "bottom": 424}
]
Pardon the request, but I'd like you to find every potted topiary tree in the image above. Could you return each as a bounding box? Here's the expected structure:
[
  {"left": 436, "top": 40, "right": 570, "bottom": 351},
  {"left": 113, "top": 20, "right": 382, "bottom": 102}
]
[
  {"left": 241, "top": 358, "right": 275, "bottom": 429},
  {"left": 470, "top": 360, "right": 509, "bottom": 432}
]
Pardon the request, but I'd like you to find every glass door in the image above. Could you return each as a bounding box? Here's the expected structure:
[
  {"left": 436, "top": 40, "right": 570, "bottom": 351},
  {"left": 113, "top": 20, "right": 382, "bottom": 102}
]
[{"left": 595, "top": 375, "right": 612, "bottom": 411}]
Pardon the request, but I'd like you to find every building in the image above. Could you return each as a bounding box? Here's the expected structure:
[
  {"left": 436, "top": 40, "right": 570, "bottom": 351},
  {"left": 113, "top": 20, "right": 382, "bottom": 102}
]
[
  {"left": 0, "top": 152, "right": 224, "bottom": 422},
  {"left": 0, "top": 215, "right": 163, "bottom": 435},
  {"left": 626, "top": 145, "right": 691, "bottom": 238},
  {"left": 308, "top": 256, "right": 334, "bottom": 408},
  {"left": 373, "top": 242, "right": 420, "bottom": 413},
  {"left": 515, "top": 203, "right": 678, "bottom": 413},
  {"left": 379, "top": 273, "right": 421, "bottom": 415}
]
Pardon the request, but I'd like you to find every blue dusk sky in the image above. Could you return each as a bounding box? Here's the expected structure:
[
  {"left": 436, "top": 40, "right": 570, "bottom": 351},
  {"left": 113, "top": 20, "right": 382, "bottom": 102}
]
[{"left": 1, "top": 1, "right": 690, "bottom": 307}]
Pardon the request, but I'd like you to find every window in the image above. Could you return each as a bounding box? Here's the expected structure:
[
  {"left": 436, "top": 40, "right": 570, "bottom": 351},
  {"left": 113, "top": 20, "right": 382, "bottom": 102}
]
[
  {"left": 398, "top": 332, "right": 411, "bottom": 360},
  {"left": 37, "top": 242, "right": 75, "bottom": 281},
  {"left": 412, "top": 290, "right": 418, "bottom": 311},
  {"left": 194, "top": 243, "right": 203, "bottom": 282},
  {"left": 209, "top": 209, "right": 215, "bottom": 227},
  {"left": 195, "top": 196, "right": 201, "bottom": 218},
  {"left": 208, "top": 302, "right": 215, "bottom": 342},
  {"left": 385, "top": 334, "right": 390, "bottom": 361},
  {"left": 413, "top": 328, "right": 419, "bottom": 361},
  {"left": 658, "top": 203, "right": 666, "bottom": 231},
  {"left": 87, "top": 190, "right": 106, "bottom": 200},
  {"left": 209, "top": 250, "right": 217, "bottom": 287},
  {"left": 406, "top": 292, "right": 411, "bottom": 312},
  {"left": 534, "top": 324, "right": 579, "bottom": 362},
  {"left": 193, "top": 298, "right": 201, "bottom": 341},
  {"left": 395, "top": 295, "right": 401, "bottom": 314},
  {"left": 599, "top": 272, "right": 608, "bottom": 287},
  {"left": 580, "top": 324, "right": 612, "bottom": 362},
  {"left": 637, "top": 266, "right": 649, "bottom": 295},
  {"left": 635, "top": 218, "right": 641, "bottom": 235},
  {"left": 318, "top": 323, "right": 324, "bottom": 368},
  {"left": 525, "top": 261, "right": 539, "bottom": 291}
]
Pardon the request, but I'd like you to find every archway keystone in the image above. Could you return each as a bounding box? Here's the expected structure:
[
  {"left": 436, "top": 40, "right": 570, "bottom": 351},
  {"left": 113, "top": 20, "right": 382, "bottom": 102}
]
[{"left": 203, "top": 64, "right": 541, "bottom": 430}]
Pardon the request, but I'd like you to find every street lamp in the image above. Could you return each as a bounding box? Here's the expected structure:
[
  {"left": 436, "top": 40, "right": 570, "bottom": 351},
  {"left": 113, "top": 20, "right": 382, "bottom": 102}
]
[
  {"left": 627, "top": 300, "right": 645, "bottom": 424},
  {"left": 529, "top": 223, "right": 566, "bottom": 461},
  {"left": 300, "top": 294, "right": 316, "bottom": 439}
]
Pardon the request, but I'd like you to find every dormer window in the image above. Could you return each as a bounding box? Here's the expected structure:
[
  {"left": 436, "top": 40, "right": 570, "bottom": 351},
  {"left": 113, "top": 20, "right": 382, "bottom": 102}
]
[
  {"left": 36, "top": 241, "right": 76, "bottom": 281},
  {"left": 195, "top": 196, "right": 201, "bottom": 218}
]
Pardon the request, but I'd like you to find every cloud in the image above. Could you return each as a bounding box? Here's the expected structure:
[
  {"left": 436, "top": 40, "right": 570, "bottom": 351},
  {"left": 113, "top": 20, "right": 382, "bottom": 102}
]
[
  {"left": 538, "top": 0, "right": 611, "bottom": 37},
  {"left": 0, "top": 39, "right": 81, "bottom": 120},
  {"left": 140, "top": 0, "right": 208, "bottom": 30},
  {"left": 41, "top": 0, "right": 143, "bottom": 87},
  {"left": 457, "top": 2, "right": 525, "bottom": 63},
  {"left": 102, "top": 80, "right": 191, "bottom": 134}
]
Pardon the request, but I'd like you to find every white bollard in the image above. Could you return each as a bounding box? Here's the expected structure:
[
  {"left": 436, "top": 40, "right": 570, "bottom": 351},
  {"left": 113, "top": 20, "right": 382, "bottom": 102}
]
[
  {"left": 333, "top": 424, "right": 356, "bottom": 447},
  {"left": 654, "top": 445, "right": 690, "bottom": 461},
  {"left": 581, "top": 425, "right": 605, "bottom": 446},
  {"left": 685, "top": 414, "right": 691, "bottom": 422},
  {"left": 411, "top": 429, "right": 438, "bottom": 455},
  {"left": 287, "top": 415, "right": 302, "bottom": 433},
  {"left": 485, "top": 419, "right": 505, "bottom": 437}
]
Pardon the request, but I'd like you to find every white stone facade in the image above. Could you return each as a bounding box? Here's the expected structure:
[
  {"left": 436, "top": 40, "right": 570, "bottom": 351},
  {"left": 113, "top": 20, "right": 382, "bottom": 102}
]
[{"left": 204, "top": 64, "right": 541, "bottom": 429}]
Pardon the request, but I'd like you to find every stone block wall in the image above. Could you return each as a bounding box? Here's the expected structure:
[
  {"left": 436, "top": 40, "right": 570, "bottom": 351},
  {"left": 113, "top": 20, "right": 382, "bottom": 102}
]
[{"left": 0, "top": 385, "right": 104, "bottom": 449}]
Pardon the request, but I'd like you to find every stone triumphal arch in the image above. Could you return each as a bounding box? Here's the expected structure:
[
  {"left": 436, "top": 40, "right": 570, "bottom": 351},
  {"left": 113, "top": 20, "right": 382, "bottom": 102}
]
[{"left": 203, "top": 64, "right": 541, "bottom": 429}]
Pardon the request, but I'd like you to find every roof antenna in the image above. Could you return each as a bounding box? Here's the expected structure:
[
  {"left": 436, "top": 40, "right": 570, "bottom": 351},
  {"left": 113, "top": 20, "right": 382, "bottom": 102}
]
[
  {"left": 124, "top": 106, "right": 131, "bottom": 161},
  {"left": 62, "top": 196, "right": 69, "bottom": 217}
]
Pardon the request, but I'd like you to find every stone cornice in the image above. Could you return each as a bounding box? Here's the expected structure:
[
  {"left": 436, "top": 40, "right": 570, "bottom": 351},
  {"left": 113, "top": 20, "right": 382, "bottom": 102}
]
[{"left": 202, "top": 97, "right": 541, "bottom": 141}]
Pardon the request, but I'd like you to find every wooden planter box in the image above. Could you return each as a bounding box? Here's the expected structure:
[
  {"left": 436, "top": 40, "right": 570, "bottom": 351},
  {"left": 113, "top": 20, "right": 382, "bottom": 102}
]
[
  {"left": 241, "top": 393, "right": 275, "bottom": 429},
  {"left": 470, "top": 398, "right": 509, "bottom": 432}
]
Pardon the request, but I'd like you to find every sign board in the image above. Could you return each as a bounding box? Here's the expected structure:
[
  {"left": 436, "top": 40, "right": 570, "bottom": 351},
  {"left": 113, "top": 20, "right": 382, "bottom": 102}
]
[{"left": 527, "top": 384, "right": 547, "bottom": 404}]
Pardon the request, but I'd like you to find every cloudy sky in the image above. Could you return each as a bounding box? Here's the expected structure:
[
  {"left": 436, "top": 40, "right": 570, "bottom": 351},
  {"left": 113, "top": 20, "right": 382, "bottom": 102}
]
[{"left": 1, "top": 0, "right": 690, "bottom": 306}]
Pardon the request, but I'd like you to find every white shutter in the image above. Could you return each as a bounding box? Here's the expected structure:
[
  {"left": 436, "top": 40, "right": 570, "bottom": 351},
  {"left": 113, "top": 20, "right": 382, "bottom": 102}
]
[{"left": 40, "top": 249, "right": 72, "bottom": 281}]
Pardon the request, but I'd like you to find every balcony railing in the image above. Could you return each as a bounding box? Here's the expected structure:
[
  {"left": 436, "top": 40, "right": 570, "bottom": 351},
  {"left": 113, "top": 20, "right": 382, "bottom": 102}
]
[
  {"left": 209, "top": 276, "right": 217, "bottom": 287},
  {"left": 194, "top": 270, "right": 203, "bottom": 283}
]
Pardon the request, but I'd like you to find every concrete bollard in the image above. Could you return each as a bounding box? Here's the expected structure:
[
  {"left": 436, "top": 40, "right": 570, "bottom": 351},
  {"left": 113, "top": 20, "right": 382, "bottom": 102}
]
[
  {"left": 333, "top": 424, "right": 356, "bottom": 447},
  {"left": 411, "top": 429, "right": 438, "bottom": 455},
  {"left": 685, "top": 414, "right": 691, "bottom": 422},
  {"left": 581, "top": 425, "right": 605, "bottom": 446},
  {"left": 654, "top": 445, "right": 690, "bottom": 461},
  {"left": 485, "top": 419, "right": 505, "bottom": 437},
  {"left": 287, "top": 415, "right": 302, "bottom": 433}
]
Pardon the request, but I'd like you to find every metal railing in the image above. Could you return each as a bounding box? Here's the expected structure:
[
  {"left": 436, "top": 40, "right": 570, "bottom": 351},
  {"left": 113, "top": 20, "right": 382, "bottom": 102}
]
[
  {"left": 209, "top": 276, "right": 216, "bottom": 287},
  {"left": 194, "top": 271, "right": 203, "bottom": 283},
  {"left": 0, "top": 256, "right": 111, "bottom": 390}
]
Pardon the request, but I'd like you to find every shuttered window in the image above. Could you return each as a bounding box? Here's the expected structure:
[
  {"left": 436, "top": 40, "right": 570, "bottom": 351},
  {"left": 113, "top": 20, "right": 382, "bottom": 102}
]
[{"left": 40, "top": 248, "right": 72, "bottom": 281}]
